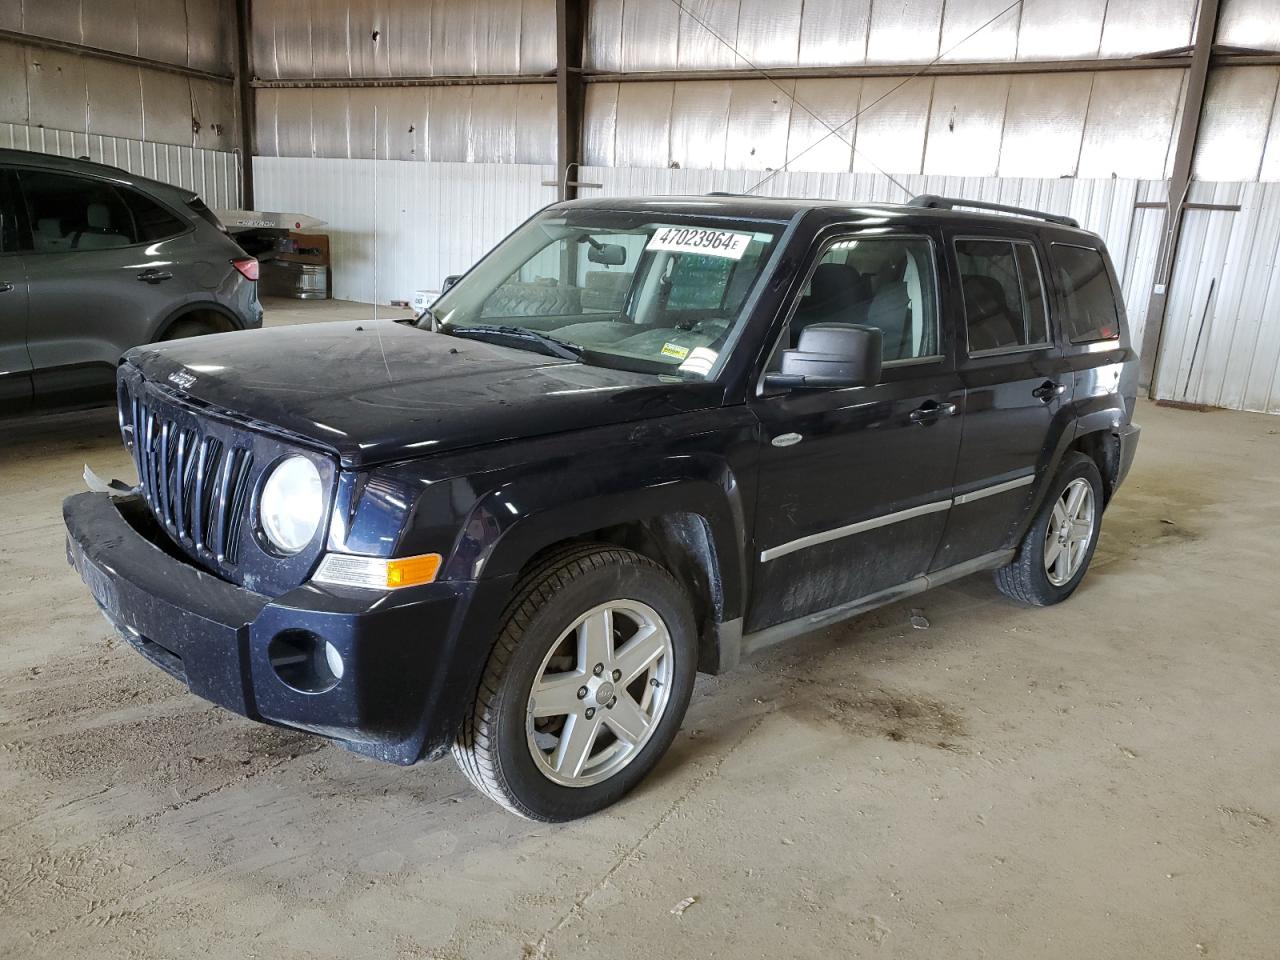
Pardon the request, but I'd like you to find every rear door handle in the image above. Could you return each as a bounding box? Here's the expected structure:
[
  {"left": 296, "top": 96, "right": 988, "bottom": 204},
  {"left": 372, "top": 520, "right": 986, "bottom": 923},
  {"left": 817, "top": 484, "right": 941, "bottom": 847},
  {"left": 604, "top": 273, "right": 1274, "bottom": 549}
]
[
  {"left": 0, "top": 281, "right": 13, "bottom": 293},
  {"left": 909, "top": 400, "right": 958, "bottom": 423},
  {"left": 137, "top": 269, "right": 174, "bottom": 283},
  {"left": 1033, "top": 380, "right": 1066, "bottom": 402}
]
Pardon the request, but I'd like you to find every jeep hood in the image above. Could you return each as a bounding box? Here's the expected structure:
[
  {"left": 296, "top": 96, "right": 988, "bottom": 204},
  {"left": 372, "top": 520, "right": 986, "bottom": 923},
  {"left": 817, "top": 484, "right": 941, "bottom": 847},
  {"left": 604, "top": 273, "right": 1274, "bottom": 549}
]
[{"left": 124, "top": 321, "right": 725, "bottom": 467}]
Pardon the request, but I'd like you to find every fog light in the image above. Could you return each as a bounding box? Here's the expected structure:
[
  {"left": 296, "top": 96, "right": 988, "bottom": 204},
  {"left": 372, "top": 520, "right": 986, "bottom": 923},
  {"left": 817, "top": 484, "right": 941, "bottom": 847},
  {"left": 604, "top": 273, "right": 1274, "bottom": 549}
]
[
  {"left": 324, "top": 640, "right": 345, "bottom": 680},
  {"left": 268, "top": 629, "right": 342, "bottom": 693}
]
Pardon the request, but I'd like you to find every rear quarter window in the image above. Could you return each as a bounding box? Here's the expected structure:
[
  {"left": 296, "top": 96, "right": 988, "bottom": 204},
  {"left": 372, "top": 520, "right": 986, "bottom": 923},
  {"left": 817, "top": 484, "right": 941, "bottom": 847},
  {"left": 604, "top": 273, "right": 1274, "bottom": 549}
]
[
  {"left": 1051, "top": 244, "right": 1121, "bottom": 344},
  {"left": 120, "top": 188, "right": 189, "bottom": 242}
]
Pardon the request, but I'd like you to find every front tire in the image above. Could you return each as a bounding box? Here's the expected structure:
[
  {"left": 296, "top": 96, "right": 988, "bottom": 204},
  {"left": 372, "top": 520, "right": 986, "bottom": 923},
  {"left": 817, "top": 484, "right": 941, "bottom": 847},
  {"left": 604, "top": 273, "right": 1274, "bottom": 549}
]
[
  {"left": 994, "top": 452, "right": 1104, "bottom": 606},
  {"left": 452, "top": 544, "right": 697, "bottom": 821}
]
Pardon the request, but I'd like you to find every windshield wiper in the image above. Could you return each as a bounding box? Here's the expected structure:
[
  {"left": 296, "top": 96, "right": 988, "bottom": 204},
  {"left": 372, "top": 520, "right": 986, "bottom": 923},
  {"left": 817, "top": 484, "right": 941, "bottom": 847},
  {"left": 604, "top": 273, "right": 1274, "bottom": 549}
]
[{"left": 441, "top": 324, "right": 582, "bottom": 361}]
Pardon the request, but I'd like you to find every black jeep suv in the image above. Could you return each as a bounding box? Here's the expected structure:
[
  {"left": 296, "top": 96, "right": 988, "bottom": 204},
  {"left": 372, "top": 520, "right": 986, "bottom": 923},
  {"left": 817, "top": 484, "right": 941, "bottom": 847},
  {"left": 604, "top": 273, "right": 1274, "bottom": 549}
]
[{"left": 64, "top": 193, "right": 1140, "bottom": 820}]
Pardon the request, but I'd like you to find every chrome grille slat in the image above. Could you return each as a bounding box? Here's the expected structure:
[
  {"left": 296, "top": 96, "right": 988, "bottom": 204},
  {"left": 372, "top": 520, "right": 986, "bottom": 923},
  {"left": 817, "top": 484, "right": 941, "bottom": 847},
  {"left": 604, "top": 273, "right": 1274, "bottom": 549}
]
[{"left": 123, "top": 382, "right": 256, "bottom": 572}]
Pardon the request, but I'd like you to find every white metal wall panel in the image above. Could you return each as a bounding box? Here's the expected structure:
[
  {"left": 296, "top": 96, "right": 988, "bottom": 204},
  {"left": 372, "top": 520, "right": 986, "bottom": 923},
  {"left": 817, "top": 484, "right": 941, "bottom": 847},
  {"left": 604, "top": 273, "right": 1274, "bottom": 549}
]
[
  {"left": 1262, "top": 90, "right": 1280, "bottom": 182},
  {"left": 1077, "top": 70, "right": 1183, "bottom": 179},
  {"left": 938, "top": 0, "right": 1021, "bottom": 63},
  {"left": 613, "top": 81, "right": 674, "bottom": 167},
  {"left": 674, "top": 0, "right": 740, "bottom": 70},
  {"left": 0, "top": 38, "right": 238, "bottom": 150},
  {"left": 255, "top": 84, "right": 554, "bottom": 163},
  {"left": 724, "top": 79, "right": 795, "bottom": 171},
  {"left": 668, "top": 81, "right": 732, "bottom": 170},
  {"left": 784, "top": 79, "right": 859, "bottom": 173},
  {"left": 586, "top": 68, "right": 1216, "bottom": 181},
  {"left": 734, "top": 0, "right": 804, "bottom": 69},
  {"left": 620, "top": 0, "right": 680, "bottom": 72},
  {"left": 848, "top": 77, "right": 933, "bottom": 176},
  {"left": 1153, "top": 181, "right": 1280, "bottom": 413},
  {"left": 997, "top": 73, "right": 1093, "bottom": 177},
  {"left": 1193, "top": 67, "right": 1280, "bottom": 182},
  {"left": 865, "top": 0, "right": 945, "bottom": 65},
  {"left": 253, "top": 157, "right": 557, "bottom": 302},
  {"left": 13, "top": 0, "right": 235, "bottom": 74},
  {"left": 584, "top": 0, "right": 1218, "bottom": 71},
  {"left": 0, "top": 43, "right": 26, "bottom": 122},
  {"left": 796, "top": 0, "right": 870, "bottom": 68},
  {"left": 253, "top": 0, "right": 554, "bottom": 80},
  {"left": 586, "top": 0, "right": 626, "bottom": 72},
  {"left": 0, "top": 122, "right": 241, "bottom": 208},
  {"left": 923, "top": 75, "right": 1012, "bottom": 176},
  {"left": 583, "top": 83, "right": 619, "bottom": 166},
  {"left": 1015, "top": 0, "right": 1107, "bottom": 61},
  {"left": 1099, "top": 0, "right": 1195, "bottom": 57},
  {"left": 1218, "top": 0, "right": 1280, "bottom": 52}
]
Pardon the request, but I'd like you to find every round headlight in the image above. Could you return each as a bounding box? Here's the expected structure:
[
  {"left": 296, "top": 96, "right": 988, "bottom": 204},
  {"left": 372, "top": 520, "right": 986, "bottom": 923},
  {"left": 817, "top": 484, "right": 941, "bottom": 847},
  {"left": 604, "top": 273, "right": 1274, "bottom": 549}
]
[{"left": 259, "top": 456, "right": 324, "bottom": 554}]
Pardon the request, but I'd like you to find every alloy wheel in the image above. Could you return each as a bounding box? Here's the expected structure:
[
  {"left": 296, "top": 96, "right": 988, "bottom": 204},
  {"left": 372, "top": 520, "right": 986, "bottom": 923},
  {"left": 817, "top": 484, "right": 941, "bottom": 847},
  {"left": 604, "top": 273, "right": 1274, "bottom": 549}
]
[
  {"left": 1044, "top": 477, "right": 1096, "bottom": 587},
  {"left": 525, "top": 600, "right": 674, "bottom": 788}
]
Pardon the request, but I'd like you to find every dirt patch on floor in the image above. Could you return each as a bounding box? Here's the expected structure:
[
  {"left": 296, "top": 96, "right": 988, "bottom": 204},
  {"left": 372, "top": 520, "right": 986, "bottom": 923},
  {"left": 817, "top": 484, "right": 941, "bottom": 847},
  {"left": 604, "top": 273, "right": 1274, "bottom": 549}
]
[{"left": 782, "top": 679, "right": 967, "bottom": 752}]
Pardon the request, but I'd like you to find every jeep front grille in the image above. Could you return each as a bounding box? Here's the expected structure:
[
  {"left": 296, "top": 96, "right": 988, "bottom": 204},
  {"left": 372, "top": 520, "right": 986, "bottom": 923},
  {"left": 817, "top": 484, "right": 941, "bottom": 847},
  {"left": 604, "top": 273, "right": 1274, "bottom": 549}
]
[{"left": 126, "top": 392, "right": 256, "bottom": 565}]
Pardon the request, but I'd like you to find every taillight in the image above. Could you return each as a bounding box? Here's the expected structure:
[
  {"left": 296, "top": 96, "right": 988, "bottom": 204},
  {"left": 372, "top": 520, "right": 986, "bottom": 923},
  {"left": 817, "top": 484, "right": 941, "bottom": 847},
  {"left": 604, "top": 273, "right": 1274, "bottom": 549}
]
[{"left": 232, "top": 257, "right": 259, "bottom": 281}]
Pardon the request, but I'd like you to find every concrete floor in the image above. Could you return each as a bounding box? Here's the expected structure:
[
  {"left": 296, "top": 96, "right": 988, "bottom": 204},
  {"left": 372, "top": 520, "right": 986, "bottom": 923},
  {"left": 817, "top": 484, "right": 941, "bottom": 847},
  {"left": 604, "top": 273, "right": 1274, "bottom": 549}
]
[{"left": 2, "top": 298, "right": 1278, "bottom": 959}]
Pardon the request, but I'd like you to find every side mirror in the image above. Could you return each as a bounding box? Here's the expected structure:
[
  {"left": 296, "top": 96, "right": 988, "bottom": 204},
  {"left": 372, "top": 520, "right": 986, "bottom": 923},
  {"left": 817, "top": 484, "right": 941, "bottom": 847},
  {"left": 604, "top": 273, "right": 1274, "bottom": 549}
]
[
  {"left": 764, "top": 323, "right": 882, "bottom": 390},
  {"left": 587, "top": 242, "right": 627, "bottom": 266},
  {"left": 441, "top": 274, "right": 461, "bottom": 293}
]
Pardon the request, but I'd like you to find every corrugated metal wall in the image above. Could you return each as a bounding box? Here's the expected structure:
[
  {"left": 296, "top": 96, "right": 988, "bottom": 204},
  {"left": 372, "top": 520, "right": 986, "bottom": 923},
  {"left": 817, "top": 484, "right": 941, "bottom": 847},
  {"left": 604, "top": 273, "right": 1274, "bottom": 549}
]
[
  {"left": 253, "top": 156, "right": 555, "bottom": 302},
  {"left": 584, "top": 0, "right": 1199, "bottom": 70},
  {"left": 0, "top": 39, "right": 239, "bottom": 152},
  {"left": 0, "top": 0, "right": 239, "bottom": 155},
  {"left": 584, "top": 70, "right": 1190, "bottom": 178},
  {"left": 255, "top": 85, "right": 557, "bottom": 162},
  {"left": 1154, "top": 181, "right": 1280, "bottom": 413},
  {"left": 1, "top": 0, "right": 236, "bottom": 76},
  {"left": 251, "top": 0, "right": 556, "bottom": 78},
  {"left": 0, "top": 121, "right": 242, "bottom": 207}
]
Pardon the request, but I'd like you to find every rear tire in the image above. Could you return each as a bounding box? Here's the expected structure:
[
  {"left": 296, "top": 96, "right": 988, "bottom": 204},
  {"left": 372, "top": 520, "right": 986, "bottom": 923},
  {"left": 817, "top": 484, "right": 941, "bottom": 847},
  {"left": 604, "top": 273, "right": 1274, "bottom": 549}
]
[
  {"left": 452, "top": 544, "right": 697, "bottom": 821},
  {"left": 994, "top": 452, "right": 1104, "bottom": 606}
]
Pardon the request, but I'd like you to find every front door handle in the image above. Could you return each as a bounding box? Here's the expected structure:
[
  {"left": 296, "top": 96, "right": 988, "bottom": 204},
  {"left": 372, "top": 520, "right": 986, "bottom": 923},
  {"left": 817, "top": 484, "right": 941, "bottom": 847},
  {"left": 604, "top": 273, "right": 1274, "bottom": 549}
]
[
  {"left": 1033, "top": 380, "right": 1066, "bottom": 402},
  {"left": 0, "top": 281, "right": 13, "bottom": 293},
  {"left": 909, "top": 400, "right": 958, "bottom": 424},
  {"left": 137, "top": 269, "right": 174, "bottom": 283}
]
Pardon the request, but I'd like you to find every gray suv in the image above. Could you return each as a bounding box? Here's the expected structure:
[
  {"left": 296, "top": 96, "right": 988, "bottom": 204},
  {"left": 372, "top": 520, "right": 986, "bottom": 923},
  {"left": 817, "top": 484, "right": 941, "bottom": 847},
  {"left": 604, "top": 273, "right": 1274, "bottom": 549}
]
[{"left": 0, "top": 149, "right": 262, "bottom": 415}]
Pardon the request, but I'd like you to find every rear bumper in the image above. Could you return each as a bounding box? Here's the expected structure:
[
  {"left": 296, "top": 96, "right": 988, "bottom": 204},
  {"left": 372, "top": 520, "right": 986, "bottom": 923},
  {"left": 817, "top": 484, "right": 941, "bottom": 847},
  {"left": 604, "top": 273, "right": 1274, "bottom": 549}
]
[
  {"left": 64, "top": 492, "right": 512, "bottom": 764},
  {"left": 1115, "top": 422, "right": 1141, "bottom": 491}
]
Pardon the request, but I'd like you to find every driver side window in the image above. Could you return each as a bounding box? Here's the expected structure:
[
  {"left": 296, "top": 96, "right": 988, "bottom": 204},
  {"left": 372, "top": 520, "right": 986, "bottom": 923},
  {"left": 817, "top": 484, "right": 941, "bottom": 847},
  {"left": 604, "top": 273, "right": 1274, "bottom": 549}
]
[{"left": 787, "top": 235, "right": 940, "bottom": 363}]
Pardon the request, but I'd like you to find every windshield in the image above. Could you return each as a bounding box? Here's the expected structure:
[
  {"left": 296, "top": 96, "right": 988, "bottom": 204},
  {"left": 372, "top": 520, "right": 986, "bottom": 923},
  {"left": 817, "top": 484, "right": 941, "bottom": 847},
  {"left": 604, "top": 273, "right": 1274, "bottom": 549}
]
[{"left": 429, "top": 209, "right": 784, "bottom": 378}]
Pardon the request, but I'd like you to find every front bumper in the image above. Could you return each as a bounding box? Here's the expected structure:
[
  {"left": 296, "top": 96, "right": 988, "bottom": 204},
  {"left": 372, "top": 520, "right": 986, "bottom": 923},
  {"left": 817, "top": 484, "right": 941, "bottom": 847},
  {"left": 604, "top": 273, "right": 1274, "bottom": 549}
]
[{"left": 64, "top": 492, "right": 513, "bottom": 764}]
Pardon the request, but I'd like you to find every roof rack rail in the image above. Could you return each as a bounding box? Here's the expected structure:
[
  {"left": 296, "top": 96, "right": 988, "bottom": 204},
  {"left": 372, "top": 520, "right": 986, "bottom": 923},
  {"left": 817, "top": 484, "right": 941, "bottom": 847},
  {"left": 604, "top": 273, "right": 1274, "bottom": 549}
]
[{"left": 908, "top": 194, "right": 1080, "bottom": 229}]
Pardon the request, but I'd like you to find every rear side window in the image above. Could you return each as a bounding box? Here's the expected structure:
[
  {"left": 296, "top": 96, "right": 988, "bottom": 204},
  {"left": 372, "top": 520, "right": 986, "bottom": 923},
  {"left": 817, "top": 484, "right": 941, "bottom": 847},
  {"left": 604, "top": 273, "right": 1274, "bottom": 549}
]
[
  {"left": 1052, "top": 244, "right": 1121, "bottom": 343},
  {"left": 955, "top": 238, "right": 1050, "bottom": 353},
  {"left": 120, "top": 188, "right": 188, "bottom": 241},
  {"left": 20, "top": 171, "right": 136, "bottom": 252}
]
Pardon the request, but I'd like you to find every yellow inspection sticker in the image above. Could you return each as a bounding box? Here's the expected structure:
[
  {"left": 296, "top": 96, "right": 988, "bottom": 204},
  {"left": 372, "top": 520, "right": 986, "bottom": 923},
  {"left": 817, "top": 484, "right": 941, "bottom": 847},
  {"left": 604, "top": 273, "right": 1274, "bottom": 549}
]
[{"left": 660, "top": 342, "right": 691, "bottom": 360}]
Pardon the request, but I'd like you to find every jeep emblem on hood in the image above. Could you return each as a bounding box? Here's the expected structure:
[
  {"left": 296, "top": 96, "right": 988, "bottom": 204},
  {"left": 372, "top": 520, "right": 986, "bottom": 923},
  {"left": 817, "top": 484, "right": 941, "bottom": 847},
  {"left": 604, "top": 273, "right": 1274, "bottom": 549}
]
[{"left": 168, "top": 370, "right": 196, "bottom": 390}]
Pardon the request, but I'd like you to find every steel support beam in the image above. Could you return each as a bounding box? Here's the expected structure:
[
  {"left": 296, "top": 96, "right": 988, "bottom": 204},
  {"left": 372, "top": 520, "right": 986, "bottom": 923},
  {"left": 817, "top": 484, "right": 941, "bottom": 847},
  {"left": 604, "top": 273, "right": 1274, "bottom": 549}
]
[
  {"left": 555, "top": 0, "right": 587, "bottom": 201},
  {"left": 233, "top": 0, "right": 256, "bottom": 209},
  {"left": 0, "top": 28, "right": 233, "bottom": 84},
  {"left": 1139, "top": 0, "right": 1224, "bottom": 395},
  {"left": 251, "top": 74, "right": 555, "bottom": 89},
  {"left": 583, "top": 55, "right": 1195, "bottom": 84}
]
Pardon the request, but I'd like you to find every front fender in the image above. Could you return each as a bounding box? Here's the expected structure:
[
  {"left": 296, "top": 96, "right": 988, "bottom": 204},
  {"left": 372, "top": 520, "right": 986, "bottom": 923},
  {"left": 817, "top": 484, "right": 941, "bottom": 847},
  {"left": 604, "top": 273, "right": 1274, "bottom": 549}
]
[{"left": 461, "top": 453, "right": 750, "bottom": 624}]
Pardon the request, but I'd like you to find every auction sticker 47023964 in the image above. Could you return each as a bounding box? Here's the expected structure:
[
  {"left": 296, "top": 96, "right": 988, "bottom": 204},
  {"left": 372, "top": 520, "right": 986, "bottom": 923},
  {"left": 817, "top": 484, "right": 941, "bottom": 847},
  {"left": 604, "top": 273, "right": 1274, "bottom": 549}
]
[{"left": 646, "top": 226, "right": 753, "bottom": 260}]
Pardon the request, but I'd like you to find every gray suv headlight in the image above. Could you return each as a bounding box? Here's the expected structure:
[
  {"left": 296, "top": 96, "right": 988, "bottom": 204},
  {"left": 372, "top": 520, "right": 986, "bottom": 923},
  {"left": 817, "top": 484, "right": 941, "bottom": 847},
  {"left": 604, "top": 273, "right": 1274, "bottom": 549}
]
[{"left": 259, "top": 456, "right": 324, "bottom": 554}]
